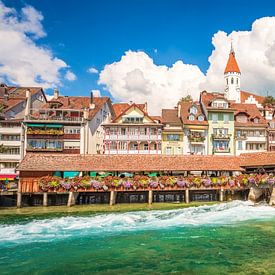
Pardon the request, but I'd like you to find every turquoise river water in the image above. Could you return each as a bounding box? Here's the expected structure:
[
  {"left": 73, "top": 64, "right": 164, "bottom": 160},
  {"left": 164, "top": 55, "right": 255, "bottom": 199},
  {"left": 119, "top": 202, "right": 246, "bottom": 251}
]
[{"left": 1, "top": 201, "right": 275, "bottom": 274}]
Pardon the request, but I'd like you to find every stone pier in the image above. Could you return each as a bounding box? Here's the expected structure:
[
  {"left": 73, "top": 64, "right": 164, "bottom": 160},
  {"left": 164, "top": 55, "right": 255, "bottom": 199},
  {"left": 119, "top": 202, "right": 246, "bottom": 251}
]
[
  {"left": 248, "top": 187, "right": 263, "bottom": 202},
  {"left": 67, "top": 192, "right": 78, "bottom": 207}
]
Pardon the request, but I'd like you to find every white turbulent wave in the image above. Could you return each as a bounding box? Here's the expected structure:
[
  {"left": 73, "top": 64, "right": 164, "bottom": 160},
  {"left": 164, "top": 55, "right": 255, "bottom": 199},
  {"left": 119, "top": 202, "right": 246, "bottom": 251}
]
[{"left": 1, "top": 201, "right": 275, "bottom": 245}]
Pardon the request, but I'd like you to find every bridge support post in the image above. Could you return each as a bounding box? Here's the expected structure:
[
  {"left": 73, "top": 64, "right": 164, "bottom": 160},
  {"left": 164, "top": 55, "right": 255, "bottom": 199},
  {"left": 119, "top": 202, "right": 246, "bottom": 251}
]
[
  {"left": 67, "top": 192, "right": 78, "bottom": 207},
  {"left": 43, "top": 192, "right": 48, "bottom": 207},
  {"left": 110, "top": 191, "right": 117, "bottom": 206},
  {"left": 269, "top": 187, "right": 275, "bottom": 206},
  {"left": 219, "top": 189, "right": 224, "bottom": 202},
  {"left": 17, "top": 179, "right": 22, "bottom": 208},
  {"left": 148, "top": 190, "right": 153, "bottom": 205},
  {"left": 185, "top": 189, "right": 190, "bottom": 204}
]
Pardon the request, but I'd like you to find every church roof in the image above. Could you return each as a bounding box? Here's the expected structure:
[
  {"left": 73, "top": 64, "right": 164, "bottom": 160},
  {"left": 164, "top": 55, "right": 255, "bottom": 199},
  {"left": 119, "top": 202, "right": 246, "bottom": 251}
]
[{"left": 224, "top": 51, "right": 241, "bottom": 74}]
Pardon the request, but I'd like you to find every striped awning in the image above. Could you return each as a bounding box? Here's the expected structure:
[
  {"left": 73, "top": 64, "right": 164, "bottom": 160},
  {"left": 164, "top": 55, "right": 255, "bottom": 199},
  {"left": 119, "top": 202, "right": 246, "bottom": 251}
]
[
  {"left": 0, "top": 174, "right": 17, "bottom": 180},
  {"left": 26, "top": 123, "right": 63, "bottom": 128}
]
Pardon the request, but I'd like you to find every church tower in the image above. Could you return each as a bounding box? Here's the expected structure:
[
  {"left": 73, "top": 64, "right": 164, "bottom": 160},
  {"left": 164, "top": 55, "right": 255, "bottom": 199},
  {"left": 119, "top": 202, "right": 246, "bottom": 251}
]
[{"left": 224, "top": 43, "right": 241, "bottom": 103}]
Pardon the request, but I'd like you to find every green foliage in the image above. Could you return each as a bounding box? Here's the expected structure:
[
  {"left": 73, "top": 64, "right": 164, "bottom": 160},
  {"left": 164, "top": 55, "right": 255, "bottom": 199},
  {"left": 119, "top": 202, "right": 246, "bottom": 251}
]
[
  {"left": 180, "top": 95, "right": 192, "bottom": 102},
  {"left": 263, "top": 96, "right": 275, "bottom": 106}
]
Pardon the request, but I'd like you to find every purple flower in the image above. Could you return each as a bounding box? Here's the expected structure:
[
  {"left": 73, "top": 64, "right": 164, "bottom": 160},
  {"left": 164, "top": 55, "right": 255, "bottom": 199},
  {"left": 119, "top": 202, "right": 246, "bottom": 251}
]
[
  {"left": 61, "top": 182, "right": 71, "bottom": 191},
  {"left": 202, "top": 179, "right": 211, "bottom": 187},
  {"left": 176, "top": 180, "right": 186, "bottom": 187},
  {"left": 123, "top": 181, "right": 133, "bottom": 189},
  {"left": 149, "top": 181, "right": 158, "bottom": 188},
  {"left": 228, "top": 179, "right": 235, "bottom": 187},
  {"left": 92, "top": 180, "right": 102, "bottom": 190}
]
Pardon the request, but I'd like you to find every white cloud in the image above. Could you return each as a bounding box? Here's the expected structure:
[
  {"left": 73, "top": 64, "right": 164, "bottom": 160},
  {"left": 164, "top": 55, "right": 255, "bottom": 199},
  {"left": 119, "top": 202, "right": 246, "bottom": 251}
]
[
  {"left": 99, "top": 17, "right": 275, "bottom": 114},
  {"left": 99, "top": 51, "right": 205, "bottom": 114},
  {"left": 65, "top": 70, "right": 77, "bottom": 81},
  {"left": 0, "top": 1, "right": 75, "bottom": 88},
  {"left": 87, "top": 67, "right": 99, "bottom": 74}
]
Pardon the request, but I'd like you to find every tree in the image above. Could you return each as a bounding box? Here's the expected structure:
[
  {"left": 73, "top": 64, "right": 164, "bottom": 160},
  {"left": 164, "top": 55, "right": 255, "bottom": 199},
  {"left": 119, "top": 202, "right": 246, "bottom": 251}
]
[{"left": 263, "top": 96, "right": 275, "bottom": 106}]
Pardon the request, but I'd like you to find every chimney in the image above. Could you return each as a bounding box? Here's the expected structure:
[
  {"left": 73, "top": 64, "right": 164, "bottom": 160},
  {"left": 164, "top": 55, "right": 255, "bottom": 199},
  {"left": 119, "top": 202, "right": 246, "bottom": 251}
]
[
  {"left": 90, "top": 91, "right": 95, "bottom": 109},
  {"left": 144, "top": 102, "right": 147, "bottom": 112},
  {"left": 177, "top": 102, "right": 181, "bottom": 118},
  {"left": 24, "top": 89, "right": 31, "bottom": 117},
  {"left": 53, "top": 88, "right": 59, "bottom": 99}
]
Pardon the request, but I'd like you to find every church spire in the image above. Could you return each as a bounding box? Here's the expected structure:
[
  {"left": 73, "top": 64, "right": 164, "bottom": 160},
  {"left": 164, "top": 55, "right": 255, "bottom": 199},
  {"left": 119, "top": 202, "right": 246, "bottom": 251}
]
[
  {"left": 224, "top": 41, "right": 241, "bottom": 103},
  {"left": 224, "top": 42, "right": 241, "bottom": 74}
]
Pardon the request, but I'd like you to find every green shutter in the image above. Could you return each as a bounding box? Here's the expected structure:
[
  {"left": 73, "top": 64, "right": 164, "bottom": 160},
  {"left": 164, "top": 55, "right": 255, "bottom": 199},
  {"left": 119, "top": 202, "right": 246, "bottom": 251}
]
[
  {"left": 208, "top": 113, "right": 212, "bottom": 120},
  {"left": 218, "top": 113, "right": 223, "bottom": 120}
]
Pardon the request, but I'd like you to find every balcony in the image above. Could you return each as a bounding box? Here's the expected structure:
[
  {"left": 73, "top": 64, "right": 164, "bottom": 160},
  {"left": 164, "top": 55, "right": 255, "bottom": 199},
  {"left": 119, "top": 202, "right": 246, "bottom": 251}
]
[
  {"left": 212, "top": 133, "right": 231, "bottom": 140},
  {"left": 105, "top": 134, "right": 161, "bottom": 141},
  {"left": 188, "top": 135, "right": 205, "bottom": 144},
  {"left": 27, "top": 128, "right": 64, "bottom": 136},
  {"left": 213, "top": 148, "right": 231, "bottom": 153},
  {"left": 235, "top": 133, "right": 247, "bottom": 140},
  {"left": 26, "top": 147, "right": 63, "bottom": 152},
  {"left": 0, "top": 154, "right": 21, "bottom": 160},
  {"left": 26, "top": 109, "right": 84, "bottom": 123}
]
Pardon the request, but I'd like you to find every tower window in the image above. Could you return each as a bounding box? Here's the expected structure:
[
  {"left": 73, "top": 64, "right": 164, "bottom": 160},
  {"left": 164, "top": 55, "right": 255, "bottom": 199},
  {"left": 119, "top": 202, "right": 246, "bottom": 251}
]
[
  {"left": 237, "top": 78, "right": 238, "bottom": 85},
  {"left": 231, "top": 78, "right": 234, "bottom": 84},
  {"left": 226, "top": 78, "right": 228, "bottom": 85}
]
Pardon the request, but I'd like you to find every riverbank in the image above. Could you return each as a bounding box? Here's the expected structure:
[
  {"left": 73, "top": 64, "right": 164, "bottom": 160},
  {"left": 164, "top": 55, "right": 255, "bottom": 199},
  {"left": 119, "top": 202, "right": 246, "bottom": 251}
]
[{"left": 0, "top": 201, "right": 218, "bottom": 217}]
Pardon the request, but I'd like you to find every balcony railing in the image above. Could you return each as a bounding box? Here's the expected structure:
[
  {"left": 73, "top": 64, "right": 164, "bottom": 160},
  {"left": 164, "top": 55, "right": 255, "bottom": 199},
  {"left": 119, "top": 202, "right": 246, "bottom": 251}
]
[
  {"left": 188, "top": 136, "right": 205, "bottom": 143},
  {"left": 26, "top": 109, "right": 84, "bottom": 123},
  {"left": 27, "top": 129, "right": 64, "bottom": 135},
  {"left": 213, "top": 148, "right": 231, "bottom": 153},
  {"left": 105, "top": 134, "right": 161, "bottom": 141},
  {"left": 212, "top": 133, "right": 231, "bottom": 140},
  {"left": 26, "top": 147, "right": 63, "bottom": 152}
]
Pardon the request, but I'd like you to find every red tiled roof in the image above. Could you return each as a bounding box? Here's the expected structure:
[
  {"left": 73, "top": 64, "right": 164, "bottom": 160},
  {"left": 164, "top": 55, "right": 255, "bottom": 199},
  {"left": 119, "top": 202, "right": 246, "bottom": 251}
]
[
  {"left": 224, "top": 52, "right": 241, "bottom": 74},
  {"left": 112, "top": 103, "right": 156, "bottom": 123},
  {"left": 0, "top": 86, "right": 44, "bottom": 112},
  {"left": 43, "top": 96, "right": 113, "bottom": 120},
  {"left": 240, "top": 91, "right": 265, "bottom": 105},
  {"left": 161, "top": 109, "right": 181, "bottom": 125},
  {"left": 240, "top": 152, "right": 275, "bottom": 167},
  {"left": 179, "top": 101, "right": 208, "bottom": 126},
  {"left": 113, "top": 103, "right": 146, "bottom": 118},
  {"left": 17, "top": 153, "right": 242, "bottom": 172},
  {"left": 231, "top": 103, "right": 267, "bottom": 127}
]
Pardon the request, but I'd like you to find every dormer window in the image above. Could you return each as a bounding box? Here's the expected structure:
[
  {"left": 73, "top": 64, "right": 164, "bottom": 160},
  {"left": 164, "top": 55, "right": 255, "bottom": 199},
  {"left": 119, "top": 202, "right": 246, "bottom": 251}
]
[
  {"left": 254, "top": 118, "right": 259, "bottom": 123},
  {"left": 198, "top": 115, "right": 204, "bottom": 121},
  {"left": 189, "top": 114, "right": 195, "bottom": 121},
  {"left": 190, "top": 106, "right": 197, "bottom": 115}
]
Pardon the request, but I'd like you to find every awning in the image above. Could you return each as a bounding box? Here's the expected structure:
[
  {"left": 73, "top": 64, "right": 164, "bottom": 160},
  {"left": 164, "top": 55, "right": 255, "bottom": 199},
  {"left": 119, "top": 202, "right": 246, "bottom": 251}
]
[
  {"left": 26, "top": 123, "right": 45, "bottom": 127},
  {"left": 64, "top": 171, "right": 79, "bottom": 178},
  {"left": 190, "top": 129, "right": 205, "bottom": 132},
  {"left": 45, "top": 124, "right": 63, "bottom": 128},
  {"left": 27, "top": 123, "right": 63, "bottom": 128},
  {"left": 0, "top": 174, "right": 17, "bottom": 180}
]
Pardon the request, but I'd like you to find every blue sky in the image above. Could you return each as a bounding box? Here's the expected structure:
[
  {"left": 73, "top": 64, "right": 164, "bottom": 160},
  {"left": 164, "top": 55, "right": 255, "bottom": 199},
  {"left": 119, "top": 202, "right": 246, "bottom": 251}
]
[{"left": 2, "top": 0, "right": 275, "bottom": 105}]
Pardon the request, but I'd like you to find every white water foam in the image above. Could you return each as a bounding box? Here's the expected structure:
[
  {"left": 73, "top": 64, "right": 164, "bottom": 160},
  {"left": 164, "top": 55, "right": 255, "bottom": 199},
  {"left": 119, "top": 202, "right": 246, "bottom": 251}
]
[{"left": 1, "top": 201, "right": 275, "bottom": 245}]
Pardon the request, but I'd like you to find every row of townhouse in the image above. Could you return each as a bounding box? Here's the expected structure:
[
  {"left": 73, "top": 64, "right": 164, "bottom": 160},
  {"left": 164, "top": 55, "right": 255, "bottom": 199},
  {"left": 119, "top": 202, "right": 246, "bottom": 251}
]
[
  {"left": 102, "top": 45, "right": 274, "bottom": 156},
  {"left": 0, "top": 85, "right": 114, "bottom": 180},
  {"left": 0, "top": 44, "right": 274, "bottom": 183}
]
